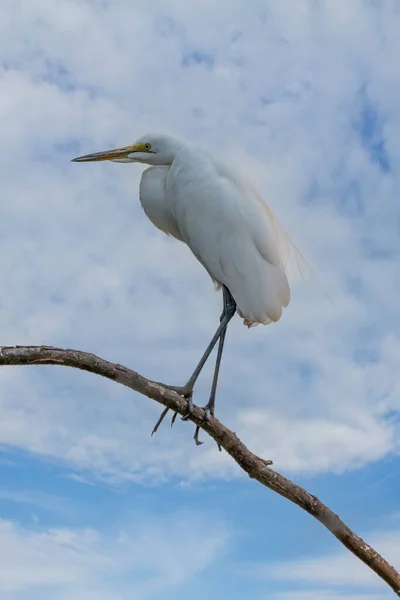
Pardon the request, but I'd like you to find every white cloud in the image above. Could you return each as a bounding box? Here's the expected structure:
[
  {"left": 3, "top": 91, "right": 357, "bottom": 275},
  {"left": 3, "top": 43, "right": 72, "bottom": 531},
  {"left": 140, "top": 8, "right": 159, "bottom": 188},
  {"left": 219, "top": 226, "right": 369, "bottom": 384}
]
[
  {"left": 0, "top": 513, "right": 228, "bottom": 599},
  {"left": 235, "top": 409, "right": 394, "bottom": 474},
  {"left": 0, "top": 0, "right": 399, "bottom": 481},
  {"left": 253, "top": 528, "right": 400, "bottom": 596},
  {"left": 0, "top": 487, "right": 77, "bottom": 516}
]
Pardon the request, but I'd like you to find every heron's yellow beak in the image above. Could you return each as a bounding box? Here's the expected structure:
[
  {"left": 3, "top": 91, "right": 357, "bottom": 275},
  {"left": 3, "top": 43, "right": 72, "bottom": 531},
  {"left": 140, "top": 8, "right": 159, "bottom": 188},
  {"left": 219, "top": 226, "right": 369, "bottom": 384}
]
[{"left": 71, "top": 143, "right": 147, "bottom": 162}]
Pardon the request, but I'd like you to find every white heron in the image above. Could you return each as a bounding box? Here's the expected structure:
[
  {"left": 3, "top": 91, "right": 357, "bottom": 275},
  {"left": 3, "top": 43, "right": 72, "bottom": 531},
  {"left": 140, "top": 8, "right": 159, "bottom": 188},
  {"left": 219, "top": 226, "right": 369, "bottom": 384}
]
[{"left": 72, "top": 133, "right": 305, "bottom": 444}]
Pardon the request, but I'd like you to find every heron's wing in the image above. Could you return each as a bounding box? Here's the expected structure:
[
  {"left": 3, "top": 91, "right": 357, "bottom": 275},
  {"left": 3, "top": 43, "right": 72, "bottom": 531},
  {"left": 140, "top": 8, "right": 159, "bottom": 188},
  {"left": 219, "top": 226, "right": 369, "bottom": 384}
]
[
  {"left": 245, "top": 182, "right": 310, "bottom": 283},
  {"left": 167, "top": 152, "right": 293, "bottom": 324}
]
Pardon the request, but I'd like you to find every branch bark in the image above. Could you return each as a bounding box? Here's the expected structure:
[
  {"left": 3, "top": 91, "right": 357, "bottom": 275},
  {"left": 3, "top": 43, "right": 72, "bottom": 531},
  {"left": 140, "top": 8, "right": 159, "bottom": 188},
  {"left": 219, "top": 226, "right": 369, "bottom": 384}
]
[{"left": 0, "top": 344, "right": 399, "bottom": 596}]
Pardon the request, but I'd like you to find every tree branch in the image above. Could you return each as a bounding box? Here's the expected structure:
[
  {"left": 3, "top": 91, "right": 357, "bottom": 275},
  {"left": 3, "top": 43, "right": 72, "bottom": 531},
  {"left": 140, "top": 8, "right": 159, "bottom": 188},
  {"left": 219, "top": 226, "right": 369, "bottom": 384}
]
[{"left": 0, "top": 344, "right": 399, "bottom": 596}]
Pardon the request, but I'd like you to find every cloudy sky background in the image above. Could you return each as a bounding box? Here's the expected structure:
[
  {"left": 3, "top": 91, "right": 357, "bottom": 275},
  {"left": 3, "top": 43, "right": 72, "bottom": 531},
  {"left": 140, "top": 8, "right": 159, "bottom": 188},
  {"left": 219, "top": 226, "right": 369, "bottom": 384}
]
[{"left": 0, "top": 0, "right": 399, "bottom": 598}]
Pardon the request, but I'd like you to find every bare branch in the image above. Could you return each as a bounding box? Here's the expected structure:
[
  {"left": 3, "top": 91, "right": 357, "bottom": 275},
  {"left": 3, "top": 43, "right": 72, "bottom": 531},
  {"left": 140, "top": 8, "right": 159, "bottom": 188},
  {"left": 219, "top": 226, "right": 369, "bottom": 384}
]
[{"left": 0, "top": 344, "right": 399, "bottom": 596}]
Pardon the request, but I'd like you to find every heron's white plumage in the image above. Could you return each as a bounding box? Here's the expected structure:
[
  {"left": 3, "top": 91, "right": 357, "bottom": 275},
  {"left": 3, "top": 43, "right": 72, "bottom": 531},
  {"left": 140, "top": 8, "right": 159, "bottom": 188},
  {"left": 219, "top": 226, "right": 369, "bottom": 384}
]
[
  {"left": 72, "top": 133, "right": 304, "bottom": 327},
  {"left": 139, "top": 166, "right": 183, "bottom": 240},
  {"left": 72, "top": 132, "right": 306, "bottom": 429},
  {"left": 138, "top": 138, "right": 301, "bottom": 327}
]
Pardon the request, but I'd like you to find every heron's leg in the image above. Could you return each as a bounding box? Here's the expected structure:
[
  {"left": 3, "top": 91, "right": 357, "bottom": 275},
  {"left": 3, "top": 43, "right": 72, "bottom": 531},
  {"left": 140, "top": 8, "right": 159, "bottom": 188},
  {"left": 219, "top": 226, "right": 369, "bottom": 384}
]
[
  {"left": 203, "top": 287, "right": 235, "bottom": 419},
  {"left": 151, "top": 286, "right": 236, "bottom": 437},
  {"left": 180, "top": 286, "right": 236, "bottom": 419},
  {"left": 193, "top": 326, "right": 228, "bottom": 446},
  {"left": 192, "top": 289, "right": 235, "bottom": 445}
]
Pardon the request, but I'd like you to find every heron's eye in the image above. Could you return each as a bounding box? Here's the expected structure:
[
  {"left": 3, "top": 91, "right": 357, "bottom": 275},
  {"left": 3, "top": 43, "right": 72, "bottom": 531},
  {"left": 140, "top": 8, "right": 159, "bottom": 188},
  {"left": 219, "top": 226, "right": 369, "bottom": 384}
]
[{"left": 144, "top": 143, "right": 151, "bottom": 151}]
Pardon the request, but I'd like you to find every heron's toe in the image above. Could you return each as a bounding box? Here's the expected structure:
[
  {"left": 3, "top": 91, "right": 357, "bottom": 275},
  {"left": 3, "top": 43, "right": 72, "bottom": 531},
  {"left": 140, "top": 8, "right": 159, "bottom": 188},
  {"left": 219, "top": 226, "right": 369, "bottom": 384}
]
[
  {"left": 181, "top": 395, "right": 194, "bottom": 421},
  {"left": 163, "top": 384, "right": 193, "bottom": 399}
]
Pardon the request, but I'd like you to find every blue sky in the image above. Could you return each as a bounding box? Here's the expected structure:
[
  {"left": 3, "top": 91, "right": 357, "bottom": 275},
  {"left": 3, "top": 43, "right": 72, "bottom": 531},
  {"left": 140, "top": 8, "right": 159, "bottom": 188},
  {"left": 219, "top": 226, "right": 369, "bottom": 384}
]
[{"left": 0, "top": 0, "right": 399, "bottom": 598}]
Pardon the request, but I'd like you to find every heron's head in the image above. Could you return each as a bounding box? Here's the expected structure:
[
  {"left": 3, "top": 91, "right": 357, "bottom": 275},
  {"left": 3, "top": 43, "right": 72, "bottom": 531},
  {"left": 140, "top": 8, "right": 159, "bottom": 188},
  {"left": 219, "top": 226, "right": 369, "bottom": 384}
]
[{"left": 71, "top": 134, "right": 183, "bottom": 166}]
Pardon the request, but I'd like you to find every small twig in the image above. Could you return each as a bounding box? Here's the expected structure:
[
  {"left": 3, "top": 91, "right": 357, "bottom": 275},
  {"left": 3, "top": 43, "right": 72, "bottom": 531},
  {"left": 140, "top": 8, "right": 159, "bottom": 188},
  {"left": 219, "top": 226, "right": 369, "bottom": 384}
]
[{"left": 0, "top": 344, "right": 399, "bottom": 596}]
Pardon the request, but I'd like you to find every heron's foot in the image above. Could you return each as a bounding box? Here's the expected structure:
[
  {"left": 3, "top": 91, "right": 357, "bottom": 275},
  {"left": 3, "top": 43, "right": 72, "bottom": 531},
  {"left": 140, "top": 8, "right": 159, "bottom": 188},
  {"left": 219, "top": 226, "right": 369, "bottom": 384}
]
[
  {"left": 161, "top": 383, "right": 193, "bottom": 399},
  {"left": 151, "top": 383, "right": 194, "bottom": 435},
  {"left": 193, "top": 425, "right": 203, "bottom": 446},
  {"left": 192, "top": 403, "right": 215, "bottom": 446},
  {"left": 180, "top": 394, "right": 194, "bottom": 421},
  {"left": 161, "top": 383, "right": 194, "bottom": 419},
  {"left": 200, "top": 400, "right": 215, "bottom": 424},
  {"left": 151, "top": 406, "right": 170, "bottom": 436}
]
